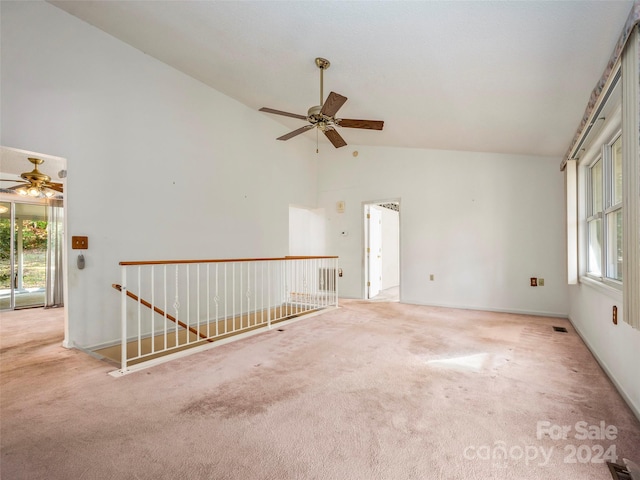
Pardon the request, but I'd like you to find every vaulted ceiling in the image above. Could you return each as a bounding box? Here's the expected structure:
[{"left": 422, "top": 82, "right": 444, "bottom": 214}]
[{"left": 48, "top": 0, "right": 634, "bottom": 158}]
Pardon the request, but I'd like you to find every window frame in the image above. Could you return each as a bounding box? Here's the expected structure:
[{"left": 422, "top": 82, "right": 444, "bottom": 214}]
[
  {"left": 584, "top": 130, "right": 623, "bottom": 289},
  {"left": 604, "top": 135, "right": 623, "bottom": 282},
  {"left": 585, "top": 156, "right": 603, "bottom": 277}
]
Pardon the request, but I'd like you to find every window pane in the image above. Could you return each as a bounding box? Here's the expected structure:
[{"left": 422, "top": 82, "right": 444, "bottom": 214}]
[
  {"left": 612, "top": 136, "right": 622, "bottom": 205},
  {"left": 591, "top": 160, "right": 602, "bottom": 215},
  {"left": 14, "top": 204, "right": 47, "bottom": 308},
  {"left": 0, "top": 203, "right": 10, "bottom": 310},
  {"left": 606, "top": 210, "right": 623, "bottom": 281},
  {"left": 588, "top": 218, "right": 602, "bottom": 276}
]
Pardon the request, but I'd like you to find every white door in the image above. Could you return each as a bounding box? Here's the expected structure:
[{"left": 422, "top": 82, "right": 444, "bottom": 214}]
[{"left": 368, "top": 206, "right": 382, "bottom": 298}]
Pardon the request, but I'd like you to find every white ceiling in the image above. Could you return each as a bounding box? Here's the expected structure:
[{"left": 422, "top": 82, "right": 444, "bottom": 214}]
[{"left": 45, "top": 1, "right": 635, "bottom": 157}]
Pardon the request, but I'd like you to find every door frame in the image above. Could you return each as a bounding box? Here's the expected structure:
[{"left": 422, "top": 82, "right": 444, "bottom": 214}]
[
  {"left": 366, "top": 204, "right": 383, "bottom": 299},
  {"left": 362, "top": 198, "right": 401, "bottom": 300},
  {"left": 0, "top": 146, "right": 69, "bottom": 348}
]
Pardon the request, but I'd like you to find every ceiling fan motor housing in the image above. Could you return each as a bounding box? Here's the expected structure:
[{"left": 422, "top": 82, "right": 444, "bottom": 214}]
[
  {"left": 307, "top": 105, "right": 335, "bottom": 130},
  {"left": 21, "top": 158, "right": 51, "bottom": 184}
]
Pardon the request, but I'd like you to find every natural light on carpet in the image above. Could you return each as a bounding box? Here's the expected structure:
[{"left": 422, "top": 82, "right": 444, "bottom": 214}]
[{"left": 425, "top": 353, "right": 488, "bottom": 372}]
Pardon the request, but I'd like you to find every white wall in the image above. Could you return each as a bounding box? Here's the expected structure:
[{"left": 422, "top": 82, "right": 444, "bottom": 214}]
[
  {"left": 289, "top": 206, "right": 326, "bottom": 256},
  {"left": 1, "top": 1, "right": 318, "bottom": 347},
  {"left": 568, "top": 286, "right": 640, "bottom": 418},
  {"left": 318, "top": 145, "right": 569, "bottom": 316}
]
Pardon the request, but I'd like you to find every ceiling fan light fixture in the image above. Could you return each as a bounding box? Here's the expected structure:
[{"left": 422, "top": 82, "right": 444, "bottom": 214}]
[
  {"left": 1, "top": 157, "right": 64, "bottom": 197},
  {"left": 27, "top": 185, "right": 41, "bottom": 196}
]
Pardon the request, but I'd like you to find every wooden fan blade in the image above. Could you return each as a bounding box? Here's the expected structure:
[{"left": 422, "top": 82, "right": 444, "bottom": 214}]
[
  {"left": 320, "top": 92, "right": 347, "bottom": 117},
  {"left": 46, "top": 182, "right": 64, "bottom": 193},
  {"left": 324, "top": 128, "right": 347, "bottom": 148},
  {"left": 259, "top": 107, "right": 307, "bottom": 121},
  {"left": 338, "top": 119, "right": 384, "bottom": 130},
  {"left": 277, "top": 124, "right": 315, "bottom": 141}
]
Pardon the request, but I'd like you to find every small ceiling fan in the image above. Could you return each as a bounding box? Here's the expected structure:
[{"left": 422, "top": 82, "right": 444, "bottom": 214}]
[
  {"left": 259, "top": 57, "right": 384, "bottom": 149},
  {"left": 0, "top": 157, "right": 64, "bottom": 198}
]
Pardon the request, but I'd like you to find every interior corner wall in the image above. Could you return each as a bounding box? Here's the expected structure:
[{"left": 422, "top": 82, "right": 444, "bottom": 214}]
[
  {"left": 0, "top": 1, "right": 317, "bottom": 348},
  {"left": 318, "top": 145, "right": 569, "bottom": 317}
]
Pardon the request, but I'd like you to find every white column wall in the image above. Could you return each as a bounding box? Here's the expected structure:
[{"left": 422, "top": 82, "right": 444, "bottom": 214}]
[{"left": 1, "top": 1, "right": 317, "bottom": 347}]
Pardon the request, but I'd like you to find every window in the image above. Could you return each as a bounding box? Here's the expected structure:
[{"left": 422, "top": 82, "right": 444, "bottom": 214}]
[{"left": 586, "top": 134, "right": 623, "bottom": 285}]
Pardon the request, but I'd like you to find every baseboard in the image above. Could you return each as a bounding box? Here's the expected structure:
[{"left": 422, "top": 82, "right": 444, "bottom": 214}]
[
  {"left": 568, "top": 316, "right": 640, "bottom": 423},
  {"left": 400, "top": 299, "right": 569, "bottom": 319},
  {"left": 84, "top": 338, "right": 124, "bottom": 352}
]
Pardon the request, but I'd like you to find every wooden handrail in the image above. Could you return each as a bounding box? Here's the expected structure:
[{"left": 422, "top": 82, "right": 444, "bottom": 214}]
[
  {"left": 112, "top": 284, "right": 213, "bottom": 342},
  {"left": 119, "top": 256, "right": 338, "bottom": 266}
]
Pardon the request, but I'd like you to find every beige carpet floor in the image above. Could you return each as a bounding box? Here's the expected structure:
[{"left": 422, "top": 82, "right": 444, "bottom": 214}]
[
  {"left": 1, "top": 301, "right": 639, "bottom": 479},
  {"left": 369, "top": 286, "right": 399, "bottom": 302}
]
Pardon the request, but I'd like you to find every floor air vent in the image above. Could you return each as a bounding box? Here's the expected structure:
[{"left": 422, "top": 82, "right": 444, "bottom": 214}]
[
  {"left": 553, "top": 326, "right": 568, "bottom": 333},
  {"left": 607, "top": 462, "right": 632, "bottom": 479}
]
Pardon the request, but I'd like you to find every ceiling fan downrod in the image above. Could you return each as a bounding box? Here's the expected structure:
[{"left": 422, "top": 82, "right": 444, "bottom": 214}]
[{"left": 315, "top": 57, "right": 330, "bottom": 107}]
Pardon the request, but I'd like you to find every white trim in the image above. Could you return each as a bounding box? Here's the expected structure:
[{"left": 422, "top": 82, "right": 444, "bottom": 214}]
[
  {"left": 566, "top": 160, "right": 578, "bottom": 285},
  {"left": 0, "top": 146, "right": 70, "bottom": 347},
  {"left": 400, "top": 300, "right": 569, "bottom": 319},
  {"left": 579, "top": 275, "right": 623, "bottom": 301},
  {"left": 361, "top": 198, "right": 401, "bottom": 301}
]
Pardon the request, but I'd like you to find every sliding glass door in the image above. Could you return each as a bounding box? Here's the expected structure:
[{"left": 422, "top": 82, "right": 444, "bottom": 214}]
[
  {"left": 0, "top": 201, "right": 12, "bottom": 309},
  {"left": 0, "top": 201, "right": 48, "bottom": 309}
]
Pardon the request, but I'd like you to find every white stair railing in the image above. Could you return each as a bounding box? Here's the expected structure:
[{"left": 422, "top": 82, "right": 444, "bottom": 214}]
[{"left": 112, "top": 256, "right": 338, "bottom": 374}]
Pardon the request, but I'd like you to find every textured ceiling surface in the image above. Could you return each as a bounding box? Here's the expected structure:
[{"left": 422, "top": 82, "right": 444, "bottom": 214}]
[{"left": 39, "top": 1, "right": 637, "bottom": 157}]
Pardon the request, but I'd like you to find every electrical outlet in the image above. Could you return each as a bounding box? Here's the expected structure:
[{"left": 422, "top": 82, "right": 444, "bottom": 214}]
[
  {"left": 72, "top": 236, "right": 88, "bottom": 250},
  {"left": 530, "top": 277, "right": 537, "bottom": 287},
  {"left": 538, "top": 278, "right": 544, "bottom": 286}
]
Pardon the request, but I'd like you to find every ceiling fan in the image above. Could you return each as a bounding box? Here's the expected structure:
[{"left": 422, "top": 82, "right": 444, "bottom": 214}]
[
  {"left": 259, "top": 57, "right": 384, "bottom": 149},
  {"left": 0, "top": 157, "right": 64, "bottom": 198}
]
